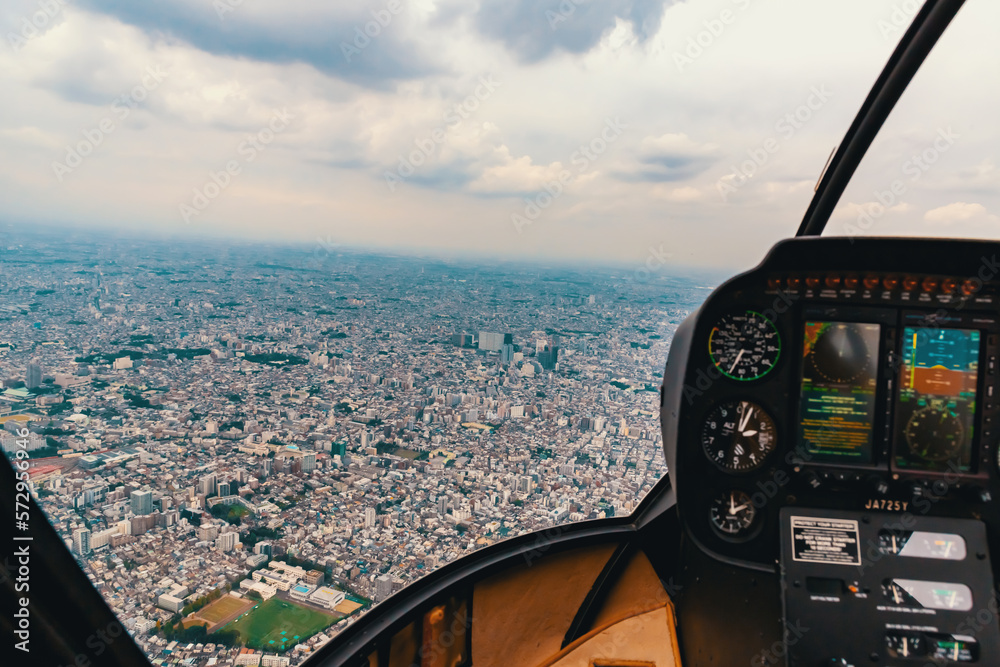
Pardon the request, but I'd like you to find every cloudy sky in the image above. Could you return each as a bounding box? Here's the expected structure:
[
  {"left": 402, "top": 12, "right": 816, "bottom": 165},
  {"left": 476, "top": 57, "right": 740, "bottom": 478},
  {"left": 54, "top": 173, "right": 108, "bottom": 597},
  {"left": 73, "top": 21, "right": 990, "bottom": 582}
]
[{"left": 1, "top": 0, "right": 997, "bottom": 271}]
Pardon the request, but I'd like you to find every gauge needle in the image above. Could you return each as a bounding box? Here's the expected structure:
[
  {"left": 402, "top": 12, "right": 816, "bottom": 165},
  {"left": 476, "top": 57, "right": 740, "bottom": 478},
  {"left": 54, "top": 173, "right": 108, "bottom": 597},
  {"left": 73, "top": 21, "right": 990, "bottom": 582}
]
[
  {"left": 731, "top": 504, "right": 748, "bottom": 513},
  {"left": 742, "top": 430, "right": 757, "bottom": 437},
  {"left": 949, "top": 590, "right": 957, "bottom": 608},
  {"left": 729, "top": 349, "right": 745, "bottom": 374},
  {"left": 902, "top": 637, "right": 909, "bottom": 657},
  {"left": 738, "top": 402, "right": 753, "bottom": 431}
]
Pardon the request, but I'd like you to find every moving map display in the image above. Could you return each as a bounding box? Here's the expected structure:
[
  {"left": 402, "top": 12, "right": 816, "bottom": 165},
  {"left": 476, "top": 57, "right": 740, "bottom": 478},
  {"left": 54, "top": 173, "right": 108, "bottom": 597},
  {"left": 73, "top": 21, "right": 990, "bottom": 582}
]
[
  {"left": 895, "top": 328, "right": 980, "bottom": 473},
  {"left": 798, "top": 322, "right": 881, "bottom": 464}
]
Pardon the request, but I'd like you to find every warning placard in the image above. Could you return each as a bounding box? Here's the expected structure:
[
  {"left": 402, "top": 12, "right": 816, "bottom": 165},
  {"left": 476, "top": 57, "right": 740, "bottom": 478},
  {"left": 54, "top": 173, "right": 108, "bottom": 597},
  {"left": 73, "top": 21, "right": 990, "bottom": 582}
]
[{"left": 790, "top": 516, "right": 861, "bottom": 565}]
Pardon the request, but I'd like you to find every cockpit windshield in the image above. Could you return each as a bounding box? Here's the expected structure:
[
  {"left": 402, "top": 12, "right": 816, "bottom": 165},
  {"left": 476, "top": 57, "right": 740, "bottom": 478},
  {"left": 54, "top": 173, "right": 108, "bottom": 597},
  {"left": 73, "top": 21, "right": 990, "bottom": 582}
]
[
  {"left": 834, "top": 0, "right": 1000, "bottom": 241},
  {"left": 1, "top": 2, "right": 992, "bottom": 666}
]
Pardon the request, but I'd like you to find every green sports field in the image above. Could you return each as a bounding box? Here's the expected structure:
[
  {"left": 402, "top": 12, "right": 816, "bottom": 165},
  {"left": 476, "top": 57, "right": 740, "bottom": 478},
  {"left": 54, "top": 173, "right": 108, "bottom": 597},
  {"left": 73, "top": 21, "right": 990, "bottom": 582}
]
[{"left": 223, "top": 598, "right": 337, "bottom": 651}]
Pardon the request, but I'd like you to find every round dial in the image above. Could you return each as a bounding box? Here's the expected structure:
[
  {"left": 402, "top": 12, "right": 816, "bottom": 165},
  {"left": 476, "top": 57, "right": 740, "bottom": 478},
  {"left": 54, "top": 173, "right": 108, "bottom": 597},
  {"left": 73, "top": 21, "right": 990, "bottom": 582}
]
[
  {"left": 702, "top": 400, "right": 776, "bottom": 472},
  {"left": 709, "top": 489, "right": 757, "bottom": 536},
  {"left": 905, "top": 403, "right": 964, "bottom": 462},
  {"left": 809, "top": 322, "right": 873, "bottom": 383},
  {"left": 708, "top": 311, "right": 781, "bottom": 381}
]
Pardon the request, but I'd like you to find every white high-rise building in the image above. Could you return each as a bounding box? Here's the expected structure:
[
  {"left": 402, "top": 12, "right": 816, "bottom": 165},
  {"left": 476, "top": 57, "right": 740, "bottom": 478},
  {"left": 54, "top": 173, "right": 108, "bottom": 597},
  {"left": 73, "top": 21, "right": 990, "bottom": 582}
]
[
  {"left": 199, "top": 473, "right": 217, "bottom": 496},
  {"left": 216, "top": 532, "right": 237, "bottom": 552},
  {"left": 375, "top": 574, "right": 395, "bottom": 603},
  {"left": 73, "top": 527, "right": 91, "bottom": 555}
]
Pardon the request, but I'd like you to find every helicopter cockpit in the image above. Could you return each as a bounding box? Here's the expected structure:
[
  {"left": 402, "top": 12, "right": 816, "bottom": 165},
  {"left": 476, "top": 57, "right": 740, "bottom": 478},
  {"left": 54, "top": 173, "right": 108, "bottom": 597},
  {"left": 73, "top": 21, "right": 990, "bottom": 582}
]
[
  {"left": 3, "top": 1, "right": 998, "bottom": 667},
  {"left": 309, "top": 1, "right": 1000, "bottom": 665}
]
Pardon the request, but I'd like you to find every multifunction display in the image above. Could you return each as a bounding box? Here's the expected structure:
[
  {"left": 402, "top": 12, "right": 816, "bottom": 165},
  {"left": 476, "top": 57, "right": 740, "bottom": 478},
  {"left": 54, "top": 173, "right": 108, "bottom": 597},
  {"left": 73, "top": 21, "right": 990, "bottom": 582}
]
[
  {"left": 894, "top": 327, "right": 980, "bottom": 473},
  {"left": 798, "top": 322, "right": 881, "bottom": 464}
]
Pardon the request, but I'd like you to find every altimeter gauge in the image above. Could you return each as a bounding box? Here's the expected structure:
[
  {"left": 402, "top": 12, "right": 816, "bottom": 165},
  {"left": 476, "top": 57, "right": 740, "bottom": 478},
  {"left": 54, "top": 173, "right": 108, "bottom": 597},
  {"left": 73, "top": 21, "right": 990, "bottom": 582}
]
[
  {"left": 708, "top": 311, "right": 781, "bottom": 381},
  {"left": 702, "top": 400, "right": 777, "bottom": 472}
]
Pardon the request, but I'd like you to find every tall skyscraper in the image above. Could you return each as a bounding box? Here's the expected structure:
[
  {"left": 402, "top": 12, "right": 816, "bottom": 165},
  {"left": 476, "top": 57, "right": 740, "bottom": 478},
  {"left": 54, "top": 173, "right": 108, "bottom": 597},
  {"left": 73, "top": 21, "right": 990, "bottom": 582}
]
[
  {"left": 538, "top": 344, "right": 559, "bottom": 370},
  {"left": 73, "top": 527, "right": 91, "bottom": 555},
  {"left": 501, "top": 344, "right": 515, "bottom": 365},
  {"left": 365, "top": 507, "right": 376, "bottom": 528},
  {"left": 217, "top": 481, "right": 231, "bottom": 497},
  {"left": 26, "top": 362, "right": 42, "bottom": 389},
  {"left": 302, "top": 452, "right": 316, "bottom": 473},
  {"left": 130, "top": 489, "right": 153, "bottom": 516}
]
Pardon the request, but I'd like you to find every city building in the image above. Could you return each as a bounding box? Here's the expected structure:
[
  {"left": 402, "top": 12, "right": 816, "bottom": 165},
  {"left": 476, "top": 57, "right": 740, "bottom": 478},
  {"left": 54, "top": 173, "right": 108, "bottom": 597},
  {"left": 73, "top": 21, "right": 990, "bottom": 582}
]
[
  {"left": 375, "top": 574, "right": 396, "bottom": 603},
  {"left": 130, "top": 489, "right": 153, "bottom": 516},
  {"left": 478, "top": 331, "right": 504, "bottom": 352},
  {"left": 26, "top": 362, "right": 42, "bottom": 389},
  {"left": 308, "top": 586, "right": 346, "bottom": 610},
  {"left": 72, "top": 527, "right": 91, "bottom": 555}
]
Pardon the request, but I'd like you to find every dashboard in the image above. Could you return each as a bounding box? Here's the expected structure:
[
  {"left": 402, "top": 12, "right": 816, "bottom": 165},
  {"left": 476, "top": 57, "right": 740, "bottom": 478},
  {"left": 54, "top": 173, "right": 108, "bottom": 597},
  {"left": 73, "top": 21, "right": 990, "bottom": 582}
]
[{"left": 660, "top": 237, "right": 1000, "bottom": 665}]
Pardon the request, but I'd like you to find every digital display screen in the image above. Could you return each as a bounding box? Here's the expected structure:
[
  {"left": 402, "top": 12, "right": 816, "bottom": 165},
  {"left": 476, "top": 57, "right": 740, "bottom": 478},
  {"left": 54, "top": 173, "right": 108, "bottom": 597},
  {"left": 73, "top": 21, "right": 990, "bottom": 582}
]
[
  {"left": 895, "top": 328, "right": 980, "bottom": 473},
  {"left": 798, "top": 322, "right": 881, "bottom": 464}
]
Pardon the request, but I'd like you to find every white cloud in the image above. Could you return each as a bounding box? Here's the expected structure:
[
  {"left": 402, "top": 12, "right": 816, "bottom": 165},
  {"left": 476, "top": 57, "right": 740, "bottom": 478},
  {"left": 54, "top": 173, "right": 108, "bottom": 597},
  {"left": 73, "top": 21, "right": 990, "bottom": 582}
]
[
  {"left": 0, "top": 0, "right": 997, "bottom": 269},
  {"left": 924, "top": 202, "right": 999, "bottom": 225}
]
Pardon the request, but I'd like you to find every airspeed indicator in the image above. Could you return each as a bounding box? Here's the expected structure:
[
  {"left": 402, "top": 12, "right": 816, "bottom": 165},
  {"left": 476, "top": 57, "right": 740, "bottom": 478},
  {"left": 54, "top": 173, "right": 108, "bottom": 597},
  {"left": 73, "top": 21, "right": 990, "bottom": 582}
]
[{"left": 709, "top": 311, "right": 781, "bottom": 381}]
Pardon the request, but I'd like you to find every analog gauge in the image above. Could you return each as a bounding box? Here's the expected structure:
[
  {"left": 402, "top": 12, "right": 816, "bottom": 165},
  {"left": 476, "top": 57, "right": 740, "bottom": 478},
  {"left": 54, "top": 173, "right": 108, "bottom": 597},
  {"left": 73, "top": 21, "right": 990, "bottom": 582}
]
[
  {"left": 930, "top": 637, "right": 978, "bottom": 662},
  {"left": 905, "top": 403, "right": 964, "bottom": 462},
  {"left": 882, "top": 580, "right": 919, "bottom": 606},
  {"left": 883, "top": 579, "right": 973, "bottom": 611},
  {"left": 885, "top": 633, "right": 927, "bottom": 659},
  {"left": 702, "top": 400, "right": 777, "bottom": 472},
  {"left": 708, "top": 311, "right": 781, "bottom": 381},
  {"left": 880, "top": 531, "right": 966, "bottom": 560},
  {"left": 709, "top": 489, "right": 757, "bottom": 537},
  {"left": 878, "top": 530, "right": 909, "bottom": 555},
  {"left": 808, "top": 322, "right": 873, "bottom": 383}
]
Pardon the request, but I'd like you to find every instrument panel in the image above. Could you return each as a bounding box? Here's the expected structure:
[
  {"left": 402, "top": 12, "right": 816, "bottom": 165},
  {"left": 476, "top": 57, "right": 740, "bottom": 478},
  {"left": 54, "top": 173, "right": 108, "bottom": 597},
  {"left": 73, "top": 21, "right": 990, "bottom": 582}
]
[{"left": 661, "top": 238, "right": 1000, "bottom": 570}]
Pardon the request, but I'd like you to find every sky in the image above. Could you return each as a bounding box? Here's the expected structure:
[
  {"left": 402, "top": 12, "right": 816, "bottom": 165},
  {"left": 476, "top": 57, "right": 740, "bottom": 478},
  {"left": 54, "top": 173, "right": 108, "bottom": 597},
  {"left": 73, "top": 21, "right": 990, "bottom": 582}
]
[{"left": 0, "top": 0, "right": 998, "bottom": 272}]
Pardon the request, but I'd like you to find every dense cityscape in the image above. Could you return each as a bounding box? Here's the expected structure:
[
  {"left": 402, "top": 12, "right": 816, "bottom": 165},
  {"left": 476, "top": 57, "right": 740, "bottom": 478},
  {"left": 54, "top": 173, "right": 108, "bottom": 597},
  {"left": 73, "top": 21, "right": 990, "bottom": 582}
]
[{"left": 1, "top": 228, "right": 714, "bottom": 666}]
